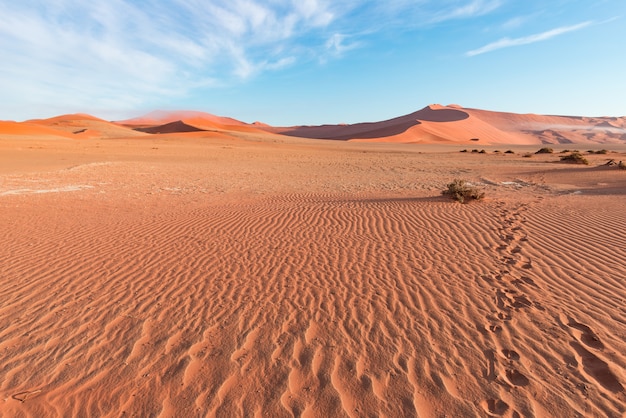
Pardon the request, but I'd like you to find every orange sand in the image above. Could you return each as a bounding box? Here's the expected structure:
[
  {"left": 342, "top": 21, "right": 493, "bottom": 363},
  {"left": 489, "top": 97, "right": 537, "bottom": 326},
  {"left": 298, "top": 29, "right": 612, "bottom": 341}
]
[
  {"left": 266, "top": 105, "right": 626, "bottom": 145},
  {"left": 0, "top": 118, "right": 625, "bottom": 417}
]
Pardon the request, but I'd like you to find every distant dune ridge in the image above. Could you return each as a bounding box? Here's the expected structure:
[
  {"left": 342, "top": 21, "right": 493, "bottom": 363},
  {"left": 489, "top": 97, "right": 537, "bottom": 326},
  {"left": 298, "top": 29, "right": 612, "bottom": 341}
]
[{"left": 2, "top": 105, "right": 625, "bottom": 144}]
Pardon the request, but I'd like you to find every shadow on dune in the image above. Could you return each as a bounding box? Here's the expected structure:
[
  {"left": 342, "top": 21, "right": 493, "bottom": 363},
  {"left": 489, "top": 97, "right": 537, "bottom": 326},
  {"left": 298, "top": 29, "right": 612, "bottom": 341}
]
[
  {"left": 134, "top": 120, "right": 207, "bottom": 134},
  {"left": 280, "top": 107, "right": 469, "bottom": 140}
]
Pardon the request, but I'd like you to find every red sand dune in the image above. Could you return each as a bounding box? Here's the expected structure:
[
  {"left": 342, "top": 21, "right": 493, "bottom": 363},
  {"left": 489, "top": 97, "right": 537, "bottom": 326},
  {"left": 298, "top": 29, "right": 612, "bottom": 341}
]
[
  {"left": 117, "top": 110, "right": 249, "bottom": 128},
  {"left": 266, "top": 105, "right": 470, "bottom": 140},
  {"left": 116, "top": 111, "right": 272, "bottom": 137},
  {"left": 27, "top": 114, "right": 147, "bottom": 139},
  {"left": 5, "top": 105, "right": 625, "bottom": 145},
  {"left": 0, "top": 121, "right": 73, "bottom": 139},
  {"left": 461, "top": 108, "right": 626, "bottom": 145},
  {"left": 135, "top": 120, "right": 208, "bottom": 134},
  {"left": 263, "top": 105, "right": 626, "bottom": 145},
  {"left": 26, "top": 113, "right": 108, "bottom": 124}
]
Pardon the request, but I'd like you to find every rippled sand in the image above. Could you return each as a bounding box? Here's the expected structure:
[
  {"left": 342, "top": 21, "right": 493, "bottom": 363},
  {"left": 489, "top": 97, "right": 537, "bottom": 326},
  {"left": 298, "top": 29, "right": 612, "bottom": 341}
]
[{"left": 1, "top": 134, "right": 625, "bottom": 417}]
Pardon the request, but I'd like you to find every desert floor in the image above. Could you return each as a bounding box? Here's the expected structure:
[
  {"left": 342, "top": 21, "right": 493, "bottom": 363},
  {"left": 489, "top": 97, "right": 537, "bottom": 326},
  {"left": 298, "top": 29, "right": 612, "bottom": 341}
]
[{"left": 1, "top": 133, "right": 625, "bottom": 417}]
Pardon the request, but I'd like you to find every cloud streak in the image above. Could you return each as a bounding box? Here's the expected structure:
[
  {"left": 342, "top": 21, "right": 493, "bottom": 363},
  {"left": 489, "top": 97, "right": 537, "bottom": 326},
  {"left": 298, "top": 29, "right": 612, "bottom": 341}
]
[
  {"left": 430, "top": 0, "right": 502, "bottom": 23},
  {"left": 0, "top": 1, "right": 506, "bottom": 119},
  {"left": 466, "top": 21, "right": 593, "bottom": 56}
]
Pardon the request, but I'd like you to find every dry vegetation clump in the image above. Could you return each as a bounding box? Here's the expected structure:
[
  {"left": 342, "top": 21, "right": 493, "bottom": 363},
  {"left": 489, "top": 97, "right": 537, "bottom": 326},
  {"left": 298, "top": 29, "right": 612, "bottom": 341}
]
[
  {"left": 535, "top": 147, "right": 554, "bottom": 154},
  {"left": 442, "top": 179, "right": 485, "bottom": 203},
  {"left": 522, "top": 153, "right": 533, "bottom": 158},
  {"left": 603, "top": 159, "right": 626, "bottom": 169},
  {"left": 559, "top": 152, "right": 589, "bottom": 165},
  {"left": 504, "top": 150, "right": 515, "bottom": 154}
]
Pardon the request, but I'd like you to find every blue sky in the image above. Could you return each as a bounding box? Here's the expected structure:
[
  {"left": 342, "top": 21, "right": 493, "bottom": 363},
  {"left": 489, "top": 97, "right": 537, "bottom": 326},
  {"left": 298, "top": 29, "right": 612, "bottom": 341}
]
[{"left": 1, "top": 0, "right": 624, "bottom": 125}]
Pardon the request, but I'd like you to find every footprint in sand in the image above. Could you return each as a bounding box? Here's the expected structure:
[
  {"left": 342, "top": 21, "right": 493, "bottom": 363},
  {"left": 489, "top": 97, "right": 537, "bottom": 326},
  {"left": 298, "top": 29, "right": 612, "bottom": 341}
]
[
  {"left": 481, "top": 323, "right": 502, "bottom": 334},
  {"left": 501, "top": 349, "right": 520, "bottom": 361},
  {"left": 480, "top": 398, "right": 509, "bottom": 416},
  {"left": 505, "top": 368, "right": 530, "bottom": 387},
  {"left": 559, "top": 314, "right": 605, "bottom": 350},
  {"left": 559, "top": 314, "right": 623, "bottom": 393},
  {"left": 512, "top": 295, "right": 532, "bottom": 309},
  {"left": 499, "top": 349, "right": 530, "bottom": 387},
  {"left": 497, "top": 311, "right": 512, "bottom": 321},
  {"left": 510, "top": 275, "right": 538, "bottom": 289},
  {"left": 570, "top": 341, "right": 623, "bottom": 393},
  {"left": 484, "top": 350, "right": 497, "bottom": 382}
]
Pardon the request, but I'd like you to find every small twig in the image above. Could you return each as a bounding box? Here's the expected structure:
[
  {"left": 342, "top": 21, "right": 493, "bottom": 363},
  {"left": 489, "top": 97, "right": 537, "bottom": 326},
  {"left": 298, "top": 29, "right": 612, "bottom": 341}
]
[{"left": 12, "top": 389, "right": 42, "bottom": 403}]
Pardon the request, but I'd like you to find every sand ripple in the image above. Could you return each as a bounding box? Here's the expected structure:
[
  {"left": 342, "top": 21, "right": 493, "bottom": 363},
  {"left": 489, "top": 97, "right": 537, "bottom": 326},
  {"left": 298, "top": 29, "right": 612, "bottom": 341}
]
[{"left": 1, "top": 190, "right": 625, "bottom": 417}]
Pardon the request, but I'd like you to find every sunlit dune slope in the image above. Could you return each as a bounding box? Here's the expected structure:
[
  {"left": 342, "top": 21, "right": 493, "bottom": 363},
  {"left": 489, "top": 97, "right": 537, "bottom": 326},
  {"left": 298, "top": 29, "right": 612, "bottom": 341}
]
[
  {"left": 0, "top": 121, "right": 73, "bottom": 139},
  {"left": 27, "top": 114, "right": 147, "bottom": 139},
  {"left": 262, "top": 105, "right": 626, "bottom": 145}
]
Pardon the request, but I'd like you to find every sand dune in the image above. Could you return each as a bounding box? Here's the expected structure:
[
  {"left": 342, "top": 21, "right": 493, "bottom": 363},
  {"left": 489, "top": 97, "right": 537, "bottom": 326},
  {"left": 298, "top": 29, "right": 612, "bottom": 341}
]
[
  {"left": 1, "top": 115, "right": 146, "bottom": 140},
  {"left": 5, "top": 105, "right": 626, "bottom": 145},
  {"left": 0, "top": 121, "right": 73, "bottom": 139},
  {"left": 268, "top": 105, "right": 471, "bottom": 141},
  {"left": 117, "top": 110, "right": 249, "bottom": 128},
  {"left": 116, "top": 111, "right": 272, "bottom": 137},
  {"left": 462, "top": 108, "right": 626, "bottom": 145},
  {"left": 135, "top": 120, "right": 208, "bottom": 134},
  {"left": 1, "top": 133, "right": 625, "bottom": 417},
  {"left": 353, "top": 115, "right": 538, "bottom": 145},
  {"left": 263, "top": 105, "right": 626, "bottom": 145}
]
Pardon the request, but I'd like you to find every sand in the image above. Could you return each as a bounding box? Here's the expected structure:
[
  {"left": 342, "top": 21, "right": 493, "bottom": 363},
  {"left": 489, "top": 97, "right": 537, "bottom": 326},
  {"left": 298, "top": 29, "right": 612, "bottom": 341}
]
[
  {"left": 1, "top": 126, "right": 625, "bottom": 417},
  {"left": 268, "top": 105, "right": 626, "bottom": 146}
]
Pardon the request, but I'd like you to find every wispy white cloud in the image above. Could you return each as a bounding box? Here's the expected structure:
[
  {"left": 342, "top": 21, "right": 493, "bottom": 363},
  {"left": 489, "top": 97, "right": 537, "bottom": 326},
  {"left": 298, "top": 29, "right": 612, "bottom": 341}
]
[
  {"left": 500, "top": 15, "right": 531, "bottom": 30},
  {"left": 0, "top": 0, "right": 337, "bottom": 118},
  {"left": 325, "top": 33, "right": 361, "bottom": 56},
  {"left": 0, "top": 0, "right": 507, "bottom": 119},
  {"left": 466, "top": 21, "right": 593, "bottom": 56},
  {"left": 430, "top": 0, "right": 502, "bottom": 23}
]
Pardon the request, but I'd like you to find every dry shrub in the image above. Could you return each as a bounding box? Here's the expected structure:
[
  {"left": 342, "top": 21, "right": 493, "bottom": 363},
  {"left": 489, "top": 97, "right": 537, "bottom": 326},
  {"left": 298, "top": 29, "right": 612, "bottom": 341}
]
[
  {"left": 442, "top": 179, "right": 485, "bottom": 203},
  {"left": 535, "top": 147, "right": 554, "bottom": 154},
  {"left": 559, "top": 152, "right": 589, "bottom": 165}
]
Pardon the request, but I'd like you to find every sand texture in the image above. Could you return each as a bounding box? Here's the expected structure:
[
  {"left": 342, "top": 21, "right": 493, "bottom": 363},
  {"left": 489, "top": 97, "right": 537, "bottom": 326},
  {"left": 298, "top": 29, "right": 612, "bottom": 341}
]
[{"left": 1, "top": 125, "right": 626, "bottom": 417}]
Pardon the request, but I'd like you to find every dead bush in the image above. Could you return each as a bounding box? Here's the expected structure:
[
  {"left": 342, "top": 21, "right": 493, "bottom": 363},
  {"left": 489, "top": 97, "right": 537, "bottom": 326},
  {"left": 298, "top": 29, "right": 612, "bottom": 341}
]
[
  {"left": 442, "top": 179, "right": 485, "bottom": 203},
  {"left": 559, "top": 152, "right": 589, "bottom": 165}
]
